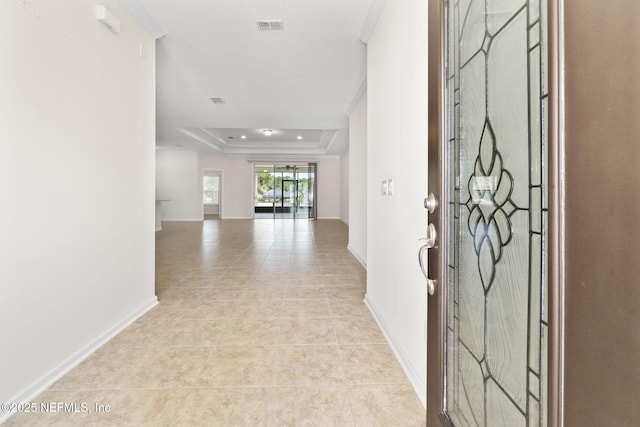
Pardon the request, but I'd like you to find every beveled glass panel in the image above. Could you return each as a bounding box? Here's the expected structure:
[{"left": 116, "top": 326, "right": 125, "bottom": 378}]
[
  {"left": 529, "top": 0, "right": 540, "bottom": 24},
  {"left": 458, "top": 347, "right": 486, "bottom": 424},
  {"left": 486, "top": 213, "right": 529, "bottom": 409},
  {"left": 444, "top": 0, "right": 548, "bottom": 425},
  {"left": 529, "top": 371, "right": 541, "bottom": 398},
  {"left": 541, "top": 324, "right": 549, "bottom": 424},
  {"left": 486, "top": 0, "right": 526, "bottom": 35},
  {"left": 486, "top": 379, "right": 526, "bottom": 426},
  {"left": 529, "top": 396, "right": 541, "bottom": 426},
  {"left": 529, "top": 234, "right": 542, "bottom": 373},
  {"left": 459, "top": 0, "right": 487, "bottom": 64},
  {"left": 542, "top": 96, "right": 549, "bottom": 210},
  {"left": 458, "top": 209, "right": 486, "bottom": 359},
  {"left": 459, "top": 54, "right": 485, "bottom": 205},
  {"left": 530, "top": 46, "right": 542, "bottom": 187},
  {"left": 531, "top": 187, "right": 543, "bottom": 233},
  {"left": 541, "top": 0, "right": 549, "bottom": 95},
  {"left": 488, "top": 10, "right": 529, "bottom": 208}
]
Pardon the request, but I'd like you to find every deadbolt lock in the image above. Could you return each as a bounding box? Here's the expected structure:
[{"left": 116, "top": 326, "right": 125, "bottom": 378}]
[{"left": 424, "top": 193, "right": 439, "bottom": 214}]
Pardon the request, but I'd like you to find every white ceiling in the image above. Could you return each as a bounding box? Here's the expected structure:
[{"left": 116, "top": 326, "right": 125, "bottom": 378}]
[{"left": 121, "top": 0, "right": 385, "bottom": 157}]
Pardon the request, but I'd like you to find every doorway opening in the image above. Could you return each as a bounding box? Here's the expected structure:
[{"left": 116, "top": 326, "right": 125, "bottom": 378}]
[
  {"left": 203, "top": 169, "right": 222, "bottom": 220},
  {"left": 253, "top": 163, "right": 317, "bottom": 219}
]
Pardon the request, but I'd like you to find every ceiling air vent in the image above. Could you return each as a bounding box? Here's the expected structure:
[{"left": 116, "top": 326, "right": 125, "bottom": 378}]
[
  {"left": 210, "top": 97, "right": 226, "bottom": 104},
  {"left": 256, "top": 20, "right": 284, "bottom": 31}
]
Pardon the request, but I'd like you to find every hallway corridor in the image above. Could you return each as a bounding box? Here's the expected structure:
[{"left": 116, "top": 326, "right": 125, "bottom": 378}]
[{"left": 6, "top": 220, "right": 425, "bottom": 426}]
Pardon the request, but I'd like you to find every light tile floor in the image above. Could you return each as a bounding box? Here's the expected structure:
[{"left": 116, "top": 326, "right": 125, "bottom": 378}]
[{"left": 6, "top": 219, "right": 425, "bottom": 426}]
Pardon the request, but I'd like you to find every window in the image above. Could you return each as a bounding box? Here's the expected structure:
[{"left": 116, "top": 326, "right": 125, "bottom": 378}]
[{"left": 203, "top": 175, "right": 219, "bottom": 205}]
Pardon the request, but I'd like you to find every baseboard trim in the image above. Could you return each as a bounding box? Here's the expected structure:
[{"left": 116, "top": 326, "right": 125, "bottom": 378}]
[
  {"left": 365, "top": 294, "right": 427, "bottom": 408},
  {"left": 347, "top": 245, "right": 367, "bottom": 270},
  {"left": 161, "top": 218, "right": 202, "bottom": 222},
  {"left": 0, "top": 297, "right": 158, "bottom": 424}
]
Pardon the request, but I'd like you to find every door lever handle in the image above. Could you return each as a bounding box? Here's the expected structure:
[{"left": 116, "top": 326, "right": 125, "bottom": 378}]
[
  {"left": 418, "top": 223, "right": 438, "bottom": 295},
  {"left": 418, "top": 244, "right": 437, "bottom": 295}
]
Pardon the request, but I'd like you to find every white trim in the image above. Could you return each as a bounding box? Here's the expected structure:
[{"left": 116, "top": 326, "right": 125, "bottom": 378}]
[
  {"left": 359, "top": 0, "right": 387, "bottom": 43},
  {"left": 247, "top": 160, "right": 320, "bottom": 165},
  {"left": 220, "top": 216, "right": 253, "bottom": 220},
  {"left": 201, "top": 168, "right": 224, "bottom": 220},
  {"left": 317, "top": 216, "right": 341, "bottom": 220},
  {"left": 365, "top": 294, "right": 426, "bottom": 408},
  {"left": 120, "top": 0, "right": 166, "bottom": 38},
  {"left": 346, "top": 79, "right": 367, "bottom": 117},
  {"left": 246, "top": 156, "right": 340, "bottom": 163},
  {"left": 348, "top": 245, "right": 367, "bottom": 269},
  {"left": 0, "top": 297, "right": 158, "bottom": 424},
  {"left": 551, "top": 1, "right": 566, "bottom": 424},
  {"left": 161, "top": 218, "right": 202, "bottom": 222}
]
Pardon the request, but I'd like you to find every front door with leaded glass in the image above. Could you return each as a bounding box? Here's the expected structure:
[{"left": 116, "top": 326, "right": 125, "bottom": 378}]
[{"left": 427, "top": 0, "right": 549, "bottom": 425}]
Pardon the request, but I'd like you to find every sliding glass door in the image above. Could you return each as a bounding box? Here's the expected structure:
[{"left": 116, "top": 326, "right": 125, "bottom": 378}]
[
  {"left": 253, "top": 163, "right": 316, "bottom": 219},
  {"left": 295, "top": 164, "right": 316, "bottom": 219}
]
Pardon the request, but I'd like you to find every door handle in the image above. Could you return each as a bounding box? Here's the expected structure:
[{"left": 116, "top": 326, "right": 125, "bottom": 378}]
[{"left": 419, "top": 223, "right": 438, "bottom": 295}]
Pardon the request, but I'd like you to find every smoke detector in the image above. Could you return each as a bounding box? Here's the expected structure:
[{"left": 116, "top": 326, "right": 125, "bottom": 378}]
[
  {"left": 210, "top": 97, "right": 226, "bottom": 104},
  {"left": 256, "top": 20, "right": 284, "bottom": 31}
]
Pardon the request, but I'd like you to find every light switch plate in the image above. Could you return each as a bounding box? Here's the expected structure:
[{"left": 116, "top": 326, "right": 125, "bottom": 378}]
[
  {"left": 387, "top": 179, "right": 393, "bottom": 195},
  {"left": 381, "top": 180, "right": 388, "bottom": 195}
]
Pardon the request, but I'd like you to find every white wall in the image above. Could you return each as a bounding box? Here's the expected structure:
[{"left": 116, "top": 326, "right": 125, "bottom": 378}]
[
  {"left": 366, "top": 0, "right": 428, "bottom": 407},
  {"left": 348, "top": 93, "right": 368, "bottom": 267},
  {"left": 0, "top": 0, "right": 156, "bottom": 419},
  {"left": 316, "top": 157, "right": 342, "bottom": 219},
  {"left": 199, "top": 154, "right": 254, "bottom": 219},
  {"left": 156, "top": 152, "right": 343, "bottom": 220},
  {"left": 204, "top": 204, "right": 220, "bottom": 215},
  {"left": 156, "top": 150, "right": 201, "bottom": 220},
  {"left": 340, "top": 152, "right": 350, "bottom": 224}
]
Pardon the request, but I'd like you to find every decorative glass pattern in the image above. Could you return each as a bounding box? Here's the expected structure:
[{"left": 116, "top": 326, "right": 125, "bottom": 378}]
[{"left": 443, "top": 0, "right": 548, "bottom": 425}]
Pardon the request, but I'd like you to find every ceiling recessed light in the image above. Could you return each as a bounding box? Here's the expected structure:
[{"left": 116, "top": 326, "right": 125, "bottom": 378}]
[
  {"left": 241, "top": 135, "right": 247, "bottom": 139},
  {"left": 262, "top": 129, "right": 273, "bottom": 136},
  {"left": 297, "top": 136, "right": 303, "bottom": 140}
]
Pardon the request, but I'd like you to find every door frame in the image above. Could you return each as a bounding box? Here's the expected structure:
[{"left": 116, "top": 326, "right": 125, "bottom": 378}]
[
  {"left": 425, "top": 0, "right": 447, "bottom": 424},
  {"left": 281, "top": 178, "right": 298, "bottom": 217},
  {"left": 547, "top": 1, "right": 564, "bottom": 425},
  {"left": 202, "top": 168, "right": 223, "bottom": 219},
  {"left": 425, "top": 0, "right": 565, "bottom": 425}
]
